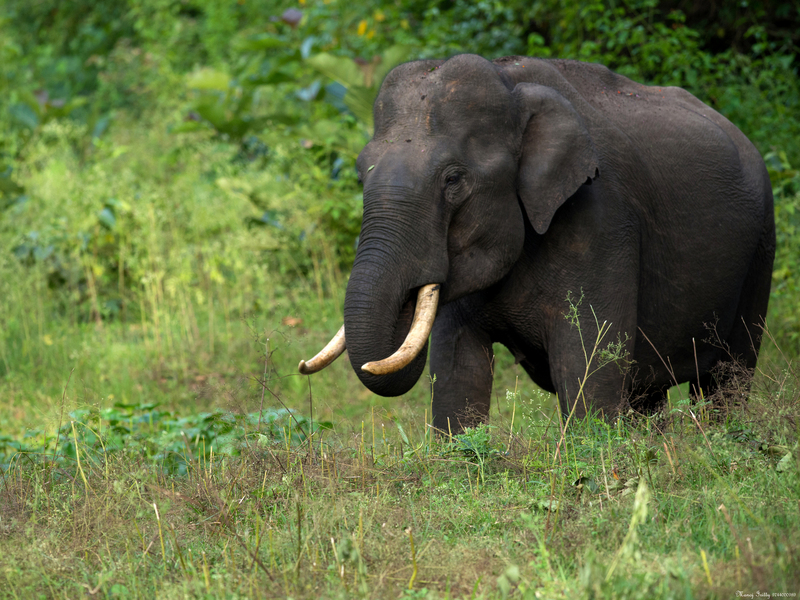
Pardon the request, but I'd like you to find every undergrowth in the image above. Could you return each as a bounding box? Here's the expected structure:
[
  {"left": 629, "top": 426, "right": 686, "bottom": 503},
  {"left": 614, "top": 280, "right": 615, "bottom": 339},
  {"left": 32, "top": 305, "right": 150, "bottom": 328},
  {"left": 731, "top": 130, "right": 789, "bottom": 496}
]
[{"left": 1, "top": 349, "right": 798, "bottom": 599}]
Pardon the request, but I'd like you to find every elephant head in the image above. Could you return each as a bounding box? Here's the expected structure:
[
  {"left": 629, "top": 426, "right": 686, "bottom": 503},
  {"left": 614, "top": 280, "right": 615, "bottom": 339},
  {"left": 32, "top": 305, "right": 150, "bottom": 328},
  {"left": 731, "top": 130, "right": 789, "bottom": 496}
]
[{"left": 300, "top": 54, "right": 599, "bottom": 396}]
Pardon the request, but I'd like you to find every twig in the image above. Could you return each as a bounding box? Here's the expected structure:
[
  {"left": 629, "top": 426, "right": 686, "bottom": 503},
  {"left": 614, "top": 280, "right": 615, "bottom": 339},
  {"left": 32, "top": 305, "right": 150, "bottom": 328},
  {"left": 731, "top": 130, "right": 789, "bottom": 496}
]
[
  {"left": 692, "top": 338, "right": 702, "bottom": 398},
  {"left": 257, "top": 336, "right": 271, "bottom": 433},
  {"left": 638, "top": 327, "right": 680, "bottom": 389},
  {"left": 307, "top": 375, "right": 314, "bottom": 439},
  {"left": 52, "top": 369, "right": 74, "bottom": 468},
  {"left": 406, "top": 528, "right": 418, "bottom": 590},
  {"left": 230, "top": 526, "right": 276, "bottom": 582}
]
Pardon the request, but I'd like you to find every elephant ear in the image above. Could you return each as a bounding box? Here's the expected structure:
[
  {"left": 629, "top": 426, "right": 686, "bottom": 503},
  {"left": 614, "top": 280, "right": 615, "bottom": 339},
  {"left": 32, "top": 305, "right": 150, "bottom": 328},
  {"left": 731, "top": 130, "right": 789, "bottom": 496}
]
[{"left": 513, "top": 83, "right": 599, "bottom": 234}]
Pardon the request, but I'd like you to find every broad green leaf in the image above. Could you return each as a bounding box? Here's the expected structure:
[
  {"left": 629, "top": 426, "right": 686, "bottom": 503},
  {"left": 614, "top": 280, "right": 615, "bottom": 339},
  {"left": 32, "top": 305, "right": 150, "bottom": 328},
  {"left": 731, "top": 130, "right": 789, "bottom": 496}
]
[
  {"left": 394, "top": 421, "right": 410, "bottom": 447},
  {"left": 776, "top": 446, "right": 797, "bottom": 473},
  {"left": 776, "top": 451, "right": 794, "bottom": 472},
  {"left": 97, "top": 208, "right": 116, "bottom": 230},
  {"left": 186, "top": 69, "right": 230, "bottom": 92},
  {"left": 573, "top": 476, "right": 600, "bottom": 493},
  {"left": 233, "top": 33, "right": 286, "bottom": 53},
  {"left": 194, "top": 96, "right": 227, "bottom": 129},
  {"left": 0, "top": 170, "right": 24, "bottom": 197},
  {"left": 63, "top": 97, "right": 89, "bottom": 115},
  {"left": 307, "top": 52, "right": 364, "bottom": 88},
  {"left": 9, "top": 103, "right": 38, "bottom": 129},
  {"left": 19, "top": 90, "right": 44, "bottom": 118},
  {"left": 344, "top": 86, "right": 376, "bottom": 131},
  {"left": 246, "top": 70, "right": 295, "bottom": 86},
  {"left": 531, "top": 499, "right": 559, "bottom": 512},
  {"left": 170, "top": 120, "right": 211, "bottom": 134}
]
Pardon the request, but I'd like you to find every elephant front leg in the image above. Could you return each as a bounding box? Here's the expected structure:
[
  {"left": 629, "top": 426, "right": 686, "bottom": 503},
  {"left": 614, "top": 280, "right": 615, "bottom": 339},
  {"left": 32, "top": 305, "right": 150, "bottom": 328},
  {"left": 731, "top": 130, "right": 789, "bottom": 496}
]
[{"left": 429, "top": 302, "right": 494, "bottom": 433}]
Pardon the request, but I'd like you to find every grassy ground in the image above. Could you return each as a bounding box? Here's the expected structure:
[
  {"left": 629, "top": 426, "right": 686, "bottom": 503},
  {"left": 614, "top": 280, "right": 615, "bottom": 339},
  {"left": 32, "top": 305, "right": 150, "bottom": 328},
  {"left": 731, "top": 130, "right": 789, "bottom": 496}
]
[
  {"left": 1, "top": 336, "right": 798, "bottom": 599},
  {"left": 1, "top": 94, "right": 799, "bottom": 600}
]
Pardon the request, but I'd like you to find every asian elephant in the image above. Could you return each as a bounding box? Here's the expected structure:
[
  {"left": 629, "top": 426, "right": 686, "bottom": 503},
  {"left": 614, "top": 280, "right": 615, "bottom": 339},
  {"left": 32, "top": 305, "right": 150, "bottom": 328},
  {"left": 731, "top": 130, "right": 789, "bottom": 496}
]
[{"left": 299, "top": 54, "right": 775, "bottom": 431}]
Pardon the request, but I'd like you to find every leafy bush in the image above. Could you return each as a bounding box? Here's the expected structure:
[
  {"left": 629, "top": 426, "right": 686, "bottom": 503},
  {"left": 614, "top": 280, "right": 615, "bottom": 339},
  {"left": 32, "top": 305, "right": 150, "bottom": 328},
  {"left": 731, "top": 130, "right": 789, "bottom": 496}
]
[
  {"left": 768, "top": 152, "right": 800, "bottom": 355},
  {"left": 1, "top": 402, "right": 328, "bottom": 474},
  {"left": 0, "top": 0, "right": 798, "bottom": 360}
]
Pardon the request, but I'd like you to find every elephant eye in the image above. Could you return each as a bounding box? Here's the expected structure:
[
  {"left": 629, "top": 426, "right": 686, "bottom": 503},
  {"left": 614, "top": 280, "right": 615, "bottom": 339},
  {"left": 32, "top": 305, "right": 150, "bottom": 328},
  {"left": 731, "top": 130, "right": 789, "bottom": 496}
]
[{"left": 445, "top": 173, "right": 461, "bottom": 186}]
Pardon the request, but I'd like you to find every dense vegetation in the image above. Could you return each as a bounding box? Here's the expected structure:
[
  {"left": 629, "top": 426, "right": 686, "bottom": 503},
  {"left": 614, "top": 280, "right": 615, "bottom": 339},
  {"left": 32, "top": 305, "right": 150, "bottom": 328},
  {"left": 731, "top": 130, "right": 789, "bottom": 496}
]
[{"left": 1, "top": 1, "right": 798, "bottom": 598}]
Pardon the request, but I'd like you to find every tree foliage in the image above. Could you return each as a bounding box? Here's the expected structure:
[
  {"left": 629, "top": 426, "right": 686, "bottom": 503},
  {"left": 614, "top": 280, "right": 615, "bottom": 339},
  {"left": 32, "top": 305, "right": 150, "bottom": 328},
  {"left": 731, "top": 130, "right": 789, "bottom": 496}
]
[{"left": 0, "top": 0, "right": 799, "bottom": 353}]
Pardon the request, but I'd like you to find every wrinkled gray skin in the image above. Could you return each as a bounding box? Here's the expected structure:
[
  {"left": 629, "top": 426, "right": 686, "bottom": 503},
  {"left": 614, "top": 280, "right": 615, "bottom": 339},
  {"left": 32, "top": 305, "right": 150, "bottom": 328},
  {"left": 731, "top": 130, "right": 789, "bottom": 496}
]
[{"left": 344, "top": 54, "right": 775, "bottom": 431}]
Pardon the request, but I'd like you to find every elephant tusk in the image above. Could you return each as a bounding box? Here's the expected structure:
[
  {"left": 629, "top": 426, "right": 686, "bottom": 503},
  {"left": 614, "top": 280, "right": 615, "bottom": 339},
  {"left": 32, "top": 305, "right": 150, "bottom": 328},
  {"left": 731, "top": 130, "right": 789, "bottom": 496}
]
[
  {"left": 361, "top": 284, "right": 440, "bottom": 376},
  {"left": 298, "top": 325, "right": 346, "bottom": 375}
]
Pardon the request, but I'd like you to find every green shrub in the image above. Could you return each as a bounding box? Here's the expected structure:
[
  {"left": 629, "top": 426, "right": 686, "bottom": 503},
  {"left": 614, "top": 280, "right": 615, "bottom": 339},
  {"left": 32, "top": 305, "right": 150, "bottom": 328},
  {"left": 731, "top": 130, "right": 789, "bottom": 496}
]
[{"left": 0, "top": 0, "right": 798, "bottom": 361}]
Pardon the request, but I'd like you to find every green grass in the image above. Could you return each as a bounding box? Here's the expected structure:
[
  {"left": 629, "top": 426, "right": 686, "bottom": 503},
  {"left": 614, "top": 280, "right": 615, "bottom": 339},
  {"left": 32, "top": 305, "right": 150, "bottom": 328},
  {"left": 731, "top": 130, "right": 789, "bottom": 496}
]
[{"left": 1, "top": 360, "right": 798, "bottom": 598}]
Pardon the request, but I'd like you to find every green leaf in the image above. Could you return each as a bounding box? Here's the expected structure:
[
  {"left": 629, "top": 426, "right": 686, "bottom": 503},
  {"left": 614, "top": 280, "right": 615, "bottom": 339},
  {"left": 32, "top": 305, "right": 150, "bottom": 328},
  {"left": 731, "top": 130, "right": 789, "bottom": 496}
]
[
  {"left": 307, "top": 52, "right": 364, "bottom": 88},
  {"left": 531, "top": 499, "right": 559, "bottom": 512},
  {"left": 344, "top": 86, "right": 376, "bottom": 131},
  {"left": 170, "top": 120, "right": 211, "bottom": 134},
  {"left": 0, "top": 169, "right": 24, "bottom": 199},
  {"left": 97, "top": 207, "right": 116, "bottom": 230},
  {"left": 18, "top": 90, "right": 43, "bottom": 118},
  {"left": 246, "top": 70, "right": 295, "bottom": 86},
  {"left": 776, "top": 448, "right": 797, "bottom": 473},
  {"left": 186, "top": 68, "right": 230, "bottom": 92},
  {"left": 573, "top": 476, "right": 600, "bottom": 493},
  {"left": 233, "top": 33, "right": 286, "bottom": 53},
  {"left": 47, "top": 97, "right": 88, "bottom": 119},
  {"left": 395, "top": 421, "right": 410, "bottom": 447},
  {"left": 265, "top": 113, "right": 301, "bottom": 126},
  {"left": 9, "top": 103, "right": 39, "bottom": 129},
  {"left": 193, "top": 96, "right": 227, "bottom": 129}
]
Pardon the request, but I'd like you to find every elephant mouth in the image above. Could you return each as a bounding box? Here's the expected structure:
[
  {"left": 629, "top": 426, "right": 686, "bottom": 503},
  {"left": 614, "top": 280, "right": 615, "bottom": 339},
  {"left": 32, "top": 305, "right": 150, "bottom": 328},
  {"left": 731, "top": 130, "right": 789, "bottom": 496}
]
[{"left": 298, "top": 284, "right": 440, "bottom": 375}]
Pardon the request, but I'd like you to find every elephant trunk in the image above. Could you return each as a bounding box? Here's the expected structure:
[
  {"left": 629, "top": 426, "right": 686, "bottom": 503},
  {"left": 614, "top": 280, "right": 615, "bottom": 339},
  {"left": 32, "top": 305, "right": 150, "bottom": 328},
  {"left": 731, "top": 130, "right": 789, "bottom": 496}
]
[
  {"left": 360, "top": 284, "right": 440, "bottom": 374},
  {"left": 342, "top": 192, "right": 447, "bottom": 395},
  {"left": 342, "top": 258, "right": 427, "bottom": 396},
  {"left": 298, "top": 284, "right": 438, "bottom": 377}
]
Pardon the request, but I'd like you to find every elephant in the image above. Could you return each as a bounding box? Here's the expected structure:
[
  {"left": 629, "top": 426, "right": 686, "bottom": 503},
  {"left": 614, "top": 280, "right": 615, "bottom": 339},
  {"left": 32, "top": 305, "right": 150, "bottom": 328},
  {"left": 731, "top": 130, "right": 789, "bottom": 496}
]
[{"left": 299, "top": 54, "right": 776, "bottom": 431}]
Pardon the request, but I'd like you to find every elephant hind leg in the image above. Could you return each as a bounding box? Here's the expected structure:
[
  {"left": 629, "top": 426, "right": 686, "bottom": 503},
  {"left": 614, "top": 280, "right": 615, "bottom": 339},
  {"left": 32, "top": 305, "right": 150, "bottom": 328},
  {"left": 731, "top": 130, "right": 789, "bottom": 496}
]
[
  {"left": 705, "top": 211, "right": 775, "bottom": 411},
  {"left": 628, "top": 382, "right": 670, "bottom": 414},
  {"left": 728, "top": 222, "right": 774, "bottom": 368}
]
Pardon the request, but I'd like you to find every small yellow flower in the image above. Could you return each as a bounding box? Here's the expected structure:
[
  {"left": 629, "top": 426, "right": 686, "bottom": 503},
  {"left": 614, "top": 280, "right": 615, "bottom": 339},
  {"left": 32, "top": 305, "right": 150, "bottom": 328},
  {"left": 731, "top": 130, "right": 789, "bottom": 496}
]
[
  {"left": 43, "top": 335, "right": 54, "bottom": 346},
  {"left": 357, "top": 20, "right": 367, "bottom": 36},
  {"left": 400, "top": 19, "right": 409, "bottom": 30},
  {"left": 374, "top": 10, "right": 385, "bottom": 22},
  {"left": 299, "top": 0, "right": 305, "bottom": 4},
  {"left": 366, "top": 29, "right": 375, "bottom": 39}
]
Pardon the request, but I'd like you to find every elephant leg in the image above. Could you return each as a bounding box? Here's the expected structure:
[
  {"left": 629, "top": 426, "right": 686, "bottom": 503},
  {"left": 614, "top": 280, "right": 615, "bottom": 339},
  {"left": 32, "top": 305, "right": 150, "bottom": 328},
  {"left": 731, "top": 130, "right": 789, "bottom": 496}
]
[
  {"left": 709, "top": 216, "right": 776, "bottom": 409},
  {"left": 429, "top": 301, "right": 494, "bottom": 433},
  {"left": 630, "top": 382, "right": 670, "bottom": 414},
  {"left": 548, "top": 310, "right": 636, "bottom": 420},
  {"left": 695, "top": 365, "right": 749, "bottom": 413}
]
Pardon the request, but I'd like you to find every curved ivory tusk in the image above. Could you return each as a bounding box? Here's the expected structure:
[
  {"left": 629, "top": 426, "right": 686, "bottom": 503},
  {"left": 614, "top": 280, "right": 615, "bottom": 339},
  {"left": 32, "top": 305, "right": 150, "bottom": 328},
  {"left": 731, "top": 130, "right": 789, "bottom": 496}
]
[
  {"left": 361, "top": 284, "right": 440, "bottom": 376},
  {"left": 298, "top": 325, "right": 346, "bottom": 375}
]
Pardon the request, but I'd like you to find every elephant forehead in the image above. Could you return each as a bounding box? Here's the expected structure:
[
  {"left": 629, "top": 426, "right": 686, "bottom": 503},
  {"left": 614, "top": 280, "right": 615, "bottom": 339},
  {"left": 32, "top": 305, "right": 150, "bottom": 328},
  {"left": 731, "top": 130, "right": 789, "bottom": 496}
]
[
  {"left": 373, "top": 97, "right": 516, "bottom": 149},
  {"left": 375, "top": 71, "right": 516, "bottom": 137}
]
